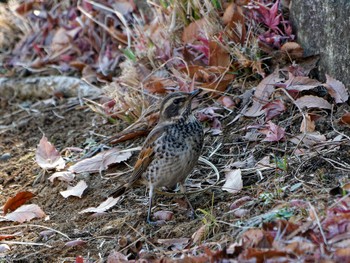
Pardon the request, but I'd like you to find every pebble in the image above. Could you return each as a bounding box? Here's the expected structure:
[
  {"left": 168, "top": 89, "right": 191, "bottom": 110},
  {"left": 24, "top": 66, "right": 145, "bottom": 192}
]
[{"left": 0, "top": 153, "right": 11, "bottom": 161}]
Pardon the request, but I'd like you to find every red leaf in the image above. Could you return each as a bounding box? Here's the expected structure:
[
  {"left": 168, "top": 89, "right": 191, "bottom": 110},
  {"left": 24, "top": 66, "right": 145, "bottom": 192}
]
[
  {"left": 259, "top": 121, "right": 285, "bottom": 142},
  {"left": 262, "top": 100, "right": 286, "bottom": 121},
  {"left": 3, "top": 191, "right": 35, "bottom": 214},
  {"left": 339, "top": 112, "right": 350, "bottom": 125}
]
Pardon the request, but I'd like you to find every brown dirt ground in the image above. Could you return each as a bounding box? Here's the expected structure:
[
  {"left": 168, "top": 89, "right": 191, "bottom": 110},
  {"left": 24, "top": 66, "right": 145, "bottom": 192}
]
[{"left": 1, "top": 90, "right": 350, "bottom": 262}]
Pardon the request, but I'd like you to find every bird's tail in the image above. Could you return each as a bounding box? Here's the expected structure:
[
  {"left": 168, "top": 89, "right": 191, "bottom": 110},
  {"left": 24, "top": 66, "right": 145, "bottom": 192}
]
[{"left": 109, "top": 184, "right": 127, "bottom": 198}]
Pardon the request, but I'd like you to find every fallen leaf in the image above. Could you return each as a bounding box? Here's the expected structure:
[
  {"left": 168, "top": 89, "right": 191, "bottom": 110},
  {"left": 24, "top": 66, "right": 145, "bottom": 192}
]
[
  {"left": 3, "top": 191, "right": 35, "bottom": 214},
  {"left": 69, "top": 148, "right": 132, "bottom": 173},
  {"left": 192, "top": 224, "right": 208, "bottom": 244},
  {"left": 230, "top": 196, "right": 253, "bottom": 210},
  {"left": 300, "top": 113, "right": 316, "bottom": 132},
  {"left": 222, "top": 2, "right": 246, "bottom": 44},
  {"left": 208, "top": 41, "right": 230, "bottom": 67},
  {"left": 325, "top": 74, "right": 349, "bottom": 104},
  {"left": 0, "top": 244, "right": 10, "bottom": 253},
  {"left": 222, "top": 169, "right": 243, "bottom": 194},
  {"left": 153, "top": 210, "right": 174, "bottom": 221},
  {"left": 233, "top": 208, "right": 249, "bottom": 218},
  {"left": 281, "top": 42, "right": 303, "bottom": 59},
  {"left": 290, "top": 132, "right": 326, "bottom": 147},
  {"left": 180, "top": 65, "right": 235, "bottom": 93},
  {"left": 36, "top": 135, "right": 65, "bottom": 170},
  {"left": 3, "top": 204, "right": 46, "bottom": 223},
  {"left": 217, "top": 96, "right": 236, "bottom": 108},
  {"left": 259, "top": 121, "right": 285, "bottom": 142},
  {"left": 48, "top": 171, "right": 75, "bottom": 183},
  {"left": 339, "top": 112, "right": 350, "bottom": 125},
  {"left": 65, "top": 240, "right": 87, "bottom": 247},
  {"left": 107, "top": 249, "right": 128, "bottom": 262},
  {"left": 262, "top": 100, "right": 286, "bottom": 121},
  {"left": 157, "top": 238, "right": 190, "bottom": 250},
  {"left": 244, "top": 69, "right": 282, "bottom": 117},
  {"left": 79, "top": 197, "right": 120, "bottom": 214},
  {"left": 182, "top": 18, "right": 206, "bottom": 43},
  {"left": 60, "top": 180, "right": 88, "bottom": 198},
  {"left": 285, "top": 74, "right": 322, "bottom": 91},
  {"left": 295, "top": 95, "right": 332, "bottom": 110}
]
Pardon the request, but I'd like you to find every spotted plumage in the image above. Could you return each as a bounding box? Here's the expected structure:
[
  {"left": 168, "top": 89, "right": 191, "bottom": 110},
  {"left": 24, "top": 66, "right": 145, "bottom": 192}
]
[{"left": 114, "top": 89, "right": 204, "bottom": 224}]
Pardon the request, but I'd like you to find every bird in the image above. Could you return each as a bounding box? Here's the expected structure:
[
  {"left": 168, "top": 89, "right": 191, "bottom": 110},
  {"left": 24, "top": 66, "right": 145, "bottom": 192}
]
[{"left": 113, "top": 89, "right": 204, "bottom": 224}]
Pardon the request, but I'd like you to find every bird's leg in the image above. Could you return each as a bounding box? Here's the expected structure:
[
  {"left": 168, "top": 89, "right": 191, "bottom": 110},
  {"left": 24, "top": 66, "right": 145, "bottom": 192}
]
[
  {"left": 146, "top": 185, "right": 157, "bottom": 225},
  {"left": 180, "top": 183, "right": 196, "bottom": 219}
]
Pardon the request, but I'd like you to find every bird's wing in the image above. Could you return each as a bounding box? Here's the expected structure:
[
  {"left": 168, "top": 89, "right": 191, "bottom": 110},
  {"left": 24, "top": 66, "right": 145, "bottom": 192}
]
[{"left": 126, "top": 123, "right": 168, "bottom": 186}]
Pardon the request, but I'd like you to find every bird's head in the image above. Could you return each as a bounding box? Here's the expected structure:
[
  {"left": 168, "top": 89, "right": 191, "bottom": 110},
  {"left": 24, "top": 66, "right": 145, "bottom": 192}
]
[{"left": 159, "top": 89, "right": 202, "bottom": 122}]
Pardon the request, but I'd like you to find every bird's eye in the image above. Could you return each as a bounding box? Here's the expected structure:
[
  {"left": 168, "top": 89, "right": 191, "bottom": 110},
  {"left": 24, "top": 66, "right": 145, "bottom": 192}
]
[{"left": 173, "top": 98, "right": 181, "bottom": 104}]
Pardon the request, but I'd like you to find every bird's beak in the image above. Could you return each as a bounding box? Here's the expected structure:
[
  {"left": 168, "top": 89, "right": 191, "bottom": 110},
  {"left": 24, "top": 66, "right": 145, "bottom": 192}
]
[{"left": 189, "top": 89, "right": 202, "bottom": 100}]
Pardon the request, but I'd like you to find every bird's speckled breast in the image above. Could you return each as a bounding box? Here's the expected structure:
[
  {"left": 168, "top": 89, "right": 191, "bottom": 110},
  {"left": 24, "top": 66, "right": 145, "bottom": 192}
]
[{"left": 144, "top": 116, "right": 203, "bottom": 189}]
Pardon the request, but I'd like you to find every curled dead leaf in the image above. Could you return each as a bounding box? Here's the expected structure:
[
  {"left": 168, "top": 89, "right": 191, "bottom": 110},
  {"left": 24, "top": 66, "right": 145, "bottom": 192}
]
[
  {"left": 79, "top": 197, "right": 120, "bottom": 214},
  {"left": 36, "top": 135, "right": 65, "bottom": 170},
  {"left": 3, "top": 191, "right": 35, "bottom": 214},
  {"left": 339, "top": 112, "right": 350, "bottom": 125},
  {"left": 60, "top": 180, "right": 88, "bottom": 198}
]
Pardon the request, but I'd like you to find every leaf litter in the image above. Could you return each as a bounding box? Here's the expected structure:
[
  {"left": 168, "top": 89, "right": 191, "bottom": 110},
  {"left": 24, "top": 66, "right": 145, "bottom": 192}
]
[{"left": 0, "top": 0, "right": 350, "bottom": 262}]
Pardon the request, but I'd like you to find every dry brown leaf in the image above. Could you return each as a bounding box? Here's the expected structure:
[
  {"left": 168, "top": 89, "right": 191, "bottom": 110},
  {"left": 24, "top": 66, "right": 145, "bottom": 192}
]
[
  {"left": 191, "top": 224, "right": 208, "bottom": 244},
  {"left": 244, "top": 69, "right": 281, "bottom": 117},
  {"left": 285, "top": 74, "right": 322, "bottom": 91},
  {"left": 290, "top": 132, "right": 326, "bottom": 147},
  {"left": 51, "top": 28, "right": 70, "bottom": 53},
  {"left": 79, "top": 197, "right": 120, "bottom": 214},
  {"left": 222, "top": 169, "right": 243, "bottom": 194},
  {"left": 325, "top": 74, "right": 349, "bottom": 104},
  {"left": 300, "top": 113, "right": 316, "bottom": 133},
  {"left": 3, "top": 204, "right": 46, "bottom": 223},
  {"left": 60, "top": 180, "right": 88, "bottom": 198},
  {"left": 339, "top": 112, "right": 350, "bottom": 125},
  {"left": 208, "top": 41, "right": 230, "bottom": 67},
  {"left": 281, "top": 42, "right": 304, "bottom": 59},
  {"left": 69, "top": 148, "right": 132, "bottom": 173},
  {"left": 295, "top": 95, "right": 332, "bottom": 110},
  {"left": 182, "top": 18, "right": 206, "bottom": 43},
  {"left": 48, "top": 171, "right": 75, "bottom": 183},
  {"left": 3, "top": 191, "right": 35, "bottom": 214},
  {"left": 222, "top": 2, "right": 246, "bottom": 44},
  {"left": 180, "top": 65, "right": 235, "bottom": 92},
  {"left": 157, "top": 238, "right": 190, "bottom": 250},
  {"left": 36, "top": 135, "right": 65, "bottom": 170}
]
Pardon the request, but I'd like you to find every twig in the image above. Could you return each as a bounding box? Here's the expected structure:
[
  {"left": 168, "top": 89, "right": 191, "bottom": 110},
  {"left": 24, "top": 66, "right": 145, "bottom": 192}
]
[
  {"left": 0, "top": 224, "right": 70, "bottom": 240},
  {"left": 308, "top": 202, "right": 328, "bottom": 247},
  {"left": 0, "top": 240, "right": 52, "bottom": 248}
]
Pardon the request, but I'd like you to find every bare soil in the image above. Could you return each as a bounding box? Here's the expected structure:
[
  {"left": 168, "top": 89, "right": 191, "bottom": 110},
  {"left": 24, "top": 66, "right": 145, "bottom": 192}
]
[{"left": 1, "top": 92, "right": 350, "bottom": 262}]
